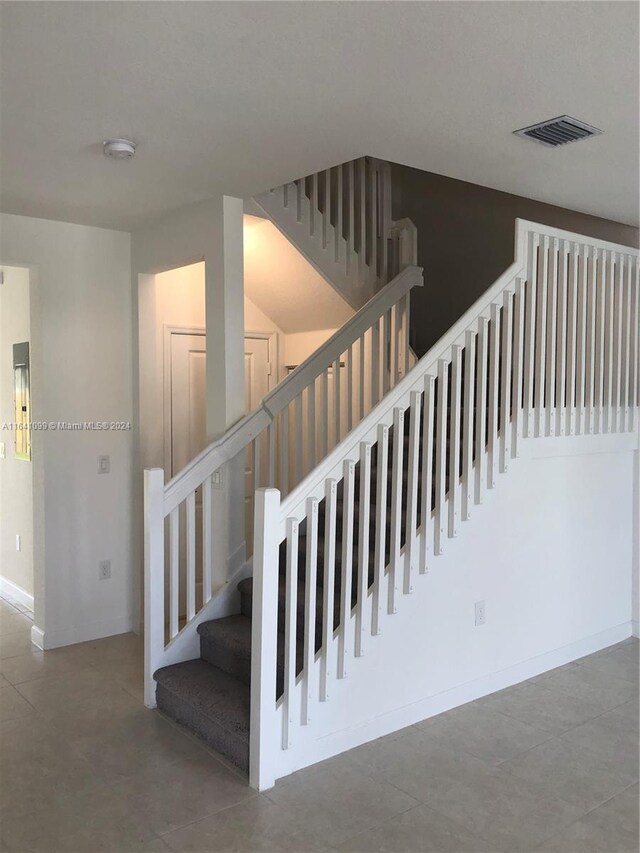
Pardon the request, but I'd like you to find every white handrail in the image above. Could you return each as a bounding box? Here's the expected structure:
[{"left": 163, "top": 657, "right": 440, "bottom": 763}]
[{"left": 163, "top": 265, "right": 423, "bottom": 515}]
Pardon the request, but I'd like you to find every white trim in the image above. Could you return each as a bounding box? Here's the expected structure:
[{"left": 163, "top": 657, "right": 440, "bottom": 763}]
[
  {"left": 0, "top": 575, "right": 34, "bottom": 611},
  {"left": 32, "top": 613, "right": 135, "bottom": 650},
  {"left": 30, "top": 625, "right": 45, "bottom": 650},
  {"left": 245, "top": 329, "right": 279, "bottom": 390},
  {"left": 270, "top": 621, "right": 634, "bottom": 785}
]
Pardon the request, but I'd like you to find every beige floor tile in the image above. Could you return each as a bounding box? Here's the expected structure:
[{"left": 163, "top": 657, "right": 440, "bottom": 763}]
[
  {"left": 14, "top": 667, "right": 131, "bottom": 713},
  {"left": 117, "top": 753, "right": 257, "bottom": 835},
  {"left": 335, "top": 801, "right": 499, "bottom": 852},
  {"left": 162, "top": 795, "right": 332, "bottom": 852},
  {"left": 613, "top": 695, "right": 639, "bottom": 723},
  {"left": 415, "top": 702, "right": 552, "bottom": 765},
  {"left": 419, "top": 765, "right": 584, "bottom": 852},
  {"left": 537, "top": 783, "right": 639, "bottom": 852},
  {"left": 0, "top": 684, "right": 36, "bottom": 722},
  {"left": 0, "top": 601, "right": 20, "bottom": 620},
  {"left": 0, "top": 612, "right": 34, "bottom": 637},
  {"left": 577, "top": 645, "right": 639, "bottom": 685},
  {"left": 559, "top": 706, "right": 639, "bottom": 781},
  {"left": 477, "top": 680, "right": 606, "bottom": 735},
  {"left": 0, "top": 786, "right": 161, "bottom": 853},
  {"left": 265, "top": 760, "right": 419, "bottom": 848},
  {"left": 501, "top": 734, "right": 636, "bottom": 812},
  {"left": 74, "top": 710, "right": 208, "bottom": 784},
  {"left": 0, "top": 630, "right": 34, "bottom": 660},
  {"left": 0, "top": 649, "right": 81, "bottom": 685},
  {"left": 336, "top": 725, "right": 494, "bottom": 802},
  {"left": 536, "top": 660, "right": 636, "bottom": 711}
]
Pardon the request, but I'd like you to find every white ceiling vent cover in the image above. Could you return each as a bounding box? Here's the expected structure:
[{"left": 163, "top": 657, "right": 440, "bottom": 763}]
[{"left": 513, "top": 115, "right": 603, "bottom": 147}]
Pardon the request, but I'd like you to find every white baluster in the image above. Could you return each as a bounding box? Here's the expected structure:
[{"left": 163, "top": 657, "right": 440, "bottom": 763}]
[
  {"left": 282, "top": 517, "right": 299, "bottom": 749},
  {"left": 448, "top": 347, "right": 462, "bottom": 536},
  {"left": 420, "top": 375, "right": 435, "bottom": 569},
  {"left": 462, "top": 332, "right": 476, "bottom": 520},
  {"left": 435, "top": 360, "right": 449, "bottom": 554},
  {"left": 355, "top": 442, "right": 372, "bottom": 656},
  {"left": 320, "top": 478, "right": 337, "bottom": 701},
  {"left": 500, "top": 290, "right": 513, "bottom": 472},
  {"left": 511, "top": 279, "right": 525, "bottom": 456},
  {"left": 388, "top": 407, "right": 404, "bottom": 611},
  {"left": 523, "top": 232, "right": 538, "bottom": 437},
  {"left": 545, "top": 239, "right": 558, "bottom": 436},
  {"left": 301, "top": 498, "right": 318, "bottom": 725},
  {"left": 566, "top": 246, "right": 578, "bottom": 436},
  {"left": 555, "top": 241, "right": 568, "bottom": 436},
  {"left": 535, "top": 236, "right": 549, "bottom": 437},
  {"left": 169, "top": 506, "right": 179, "bottom": 640},
  {"left": 475, "top": 318, "right": 488, "bottom": 504},
  {"left": 338, "top": 460, "right": 355, "bottom": 678},
  {"left": 202, "top": 475, "right": 212, "bottom": 605},
  {"left": 488, "top": 304, "right": 501, "bottom": 488},
  {"left": 585, "top": 247, "right": 598, "bottom": 433},
  {"left": 186, "top": 490, "right": 196, "bottom": 621},
  {"left": 372, "top": 424, "right": 389, "bottom": 634},
  {"left": 405, "top": 390, "right": 421, "bottom": 592}
]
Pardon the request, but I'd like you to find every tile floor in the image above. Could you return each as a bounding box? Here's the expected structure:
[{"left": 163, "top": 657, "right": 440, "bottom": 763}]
[{"left": 0, "top": 596, "right": 637, "bottom": 853}]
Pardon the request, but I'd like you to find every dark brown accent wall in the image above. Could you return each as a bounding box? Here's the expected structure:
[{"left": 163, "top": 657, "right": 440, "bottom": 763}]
[{"left": 391, "top": 164, "right": 639, "bottom": 357}]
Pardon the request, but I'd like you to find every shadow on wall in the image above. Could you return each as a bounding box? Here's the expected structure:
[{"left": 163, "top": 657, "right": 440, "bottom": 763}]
[{"left": 390, "top": 164, "right": 640, "bottom": 358}]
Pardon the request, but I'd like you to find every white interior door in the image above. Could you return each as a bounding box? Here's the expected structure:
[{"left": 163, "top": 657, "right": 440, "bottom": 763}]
[{"left": 169, "top": 332, "right": 208, "bottom": 478}]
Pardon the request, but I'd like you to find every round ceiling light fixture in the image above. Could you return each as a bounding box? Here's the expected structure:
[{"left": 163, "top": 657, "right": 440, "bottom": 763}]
[{"left": 103, "top": 138, "right": 136, "bottom": 160}]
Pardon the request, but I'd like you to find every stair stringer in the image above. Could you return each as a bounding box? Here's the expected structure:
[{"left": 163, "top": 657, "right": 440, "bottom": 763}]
[
  {"left": 252, "top": 184, "right": 376, "bottom": 311},
  {"left": 268, "top": 428, "right": 638, "bottom": 783}
]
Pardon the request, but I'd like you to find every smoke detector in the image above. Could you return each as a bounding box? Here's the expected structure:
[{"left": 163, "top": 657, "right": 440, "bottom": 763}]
[
  {"left": 513, "top": 116, "right": 603, "bottom": 147},
  {"left": 103, "top": 138, "right": 136, "bottom": 159}
]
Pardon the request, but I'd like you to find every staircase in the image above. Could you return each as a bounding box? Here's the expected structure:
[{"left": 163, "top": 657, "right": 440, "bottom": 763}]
[
  {"left": 153, "top": 415, "right": 420, "bottom": 773},
  {"left": 145, "top": 185, "right": 639, "bottom": 789}
]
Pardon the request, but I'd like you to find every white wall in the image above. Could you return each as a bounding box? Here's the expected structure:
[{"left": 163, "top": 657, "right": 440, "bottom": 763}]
[
  {"left": 274, "top": 437, "right": 637, "bottom": 780},
  {"left": 0, "top": 265, "right": 33, "bottom": 599},
  {"left": 0, "top": 213, "right": 134, "bottom": 647}
]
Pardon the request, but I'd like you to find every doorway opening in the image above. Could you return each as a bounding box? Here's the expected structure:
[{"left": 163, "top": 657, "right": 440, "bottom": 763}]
[{"left": 0, "top": 265, "right": 35, "bottom": 622}]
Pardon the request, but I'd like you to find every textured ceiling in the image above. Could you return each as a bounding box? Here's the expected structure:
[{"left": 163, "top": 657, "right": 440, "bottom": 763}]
[{"left": 1, "top": 1, "right": 638, "bottom": 231}]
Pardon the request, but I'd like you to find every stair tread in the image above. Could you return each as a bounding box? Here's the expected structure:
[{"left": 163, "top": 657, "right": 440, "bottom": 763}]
[
  {"left": 198, "top": 614, "right": 252, "bottom": 658},
  {"left": 154, "top": 659, "right": 250, "bottom": 742}
]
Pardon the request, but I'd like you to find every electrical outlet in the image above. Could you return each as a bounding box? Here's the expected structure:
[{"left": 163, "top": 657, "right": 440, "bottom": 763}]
[
  {"left": 98, "top": 560, "right": 111, "bottom": 580},
  {"left": 98, "top": 455, "right": 110, "bottom": 474},
  {"left": 212, "top": 469, "right": 223, "bottom": 489},
  {"left": 0, "top": 442, "right": 5, "bottom": 459},
  {"left": 474, "top": 600, "right": 486, "bottom": 626}
]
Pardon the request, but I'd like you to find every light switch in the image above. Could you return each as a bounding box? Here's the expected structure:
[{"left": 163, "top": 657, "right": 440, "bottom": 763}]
[{"left": 98, "top": 455, "right": 110, "bottom": 474}]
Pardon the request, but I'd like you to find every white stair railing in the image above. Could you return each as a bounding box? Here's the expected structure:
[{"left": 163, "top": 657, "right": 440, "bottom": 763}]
[
  {"left": 253, "top": 157, "right": 417, "bottom": 307},
  {"left": 144, "top": 265, "right": 423, "bottom": 706},
  {"left": 250, "top": 219, "right": 639, "bottom": 790}
]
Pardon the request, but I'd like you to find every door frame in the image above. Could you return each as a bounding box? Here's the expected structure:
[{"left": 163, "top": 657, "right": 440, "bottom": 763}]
[{"left": 244, "top": 329, "right": 279, "bottom": 397}]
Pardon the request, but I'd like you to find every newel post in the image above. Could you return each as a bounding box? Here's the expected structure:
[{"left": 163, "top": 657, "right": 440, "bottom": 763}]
[
  {"left": 250, "top": 487, "right": 281, "bottom": 791},
  {"left": 144, "top": 468, "right": 165, "bottom": 709}
]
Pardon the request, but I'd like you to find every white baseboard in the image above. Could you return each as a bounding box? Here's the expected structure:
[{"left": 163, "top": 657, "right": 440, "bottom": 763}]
[
  {"left": 30, "top": 625, "right": 45, "bottom": 650},
  {"left": 275, "top": 621, "right": 634, "bottom": 785},
  {"left": 32, "top": 614, "right": 135, "bottom": 650},
  {"left": 0, "top": 575, "right": 34, "bottom": 611}
]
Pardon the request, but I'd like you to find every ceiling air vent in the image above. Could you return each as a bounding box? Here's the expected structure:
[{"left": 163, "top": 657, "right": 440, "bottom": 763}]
[{"left": 513, "top": 115, "right": 603, "bottom": 147}]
